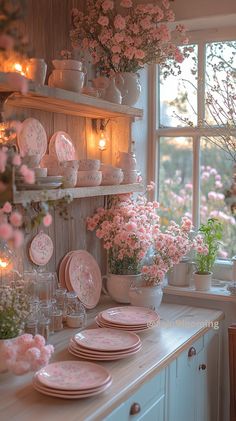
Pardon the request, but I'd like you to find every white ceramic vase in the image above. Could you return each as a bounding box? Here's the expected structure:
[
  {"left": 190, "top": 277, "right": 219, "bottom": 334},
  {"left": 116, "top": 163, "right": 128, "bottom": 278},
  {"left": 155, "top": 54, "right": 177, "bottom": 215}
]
[
  {"left": 193, "top": 272, "right": 212, "bottom": 291},
  {"left": 104, "top": 78, "right": 122, "bottom": 104},
  {"left": 129, "top": 285, "right": 163, "bottom": 311},
  {"left": 115, "top": 72, "right": 141, "bottom": 106},
  {"left": 168, "top": 260, "right": 193, "bottom": 287},
  {"left": 102, "top": 273, "right": 142, "bottom": 304}
]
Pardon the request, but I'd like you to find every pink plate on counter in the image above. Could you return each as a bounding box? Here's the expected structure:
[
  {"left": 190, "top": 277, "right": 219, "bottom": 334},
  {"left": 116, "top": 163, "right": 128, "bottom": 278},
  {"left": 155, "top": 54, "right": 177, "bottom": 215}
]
[
  {"left": 49, "top": 131, "right": 75, "bottom": 162},
  {"left": 68, "top": 343, "right": 141, "bottom": 361},
  {"left": 29, "top": 231, "right": 53, "bottom": 266},
  {"left": 67, "top": 250, "right": 102, "bottom": 309},
  {"left": 70, "top": 338, "right": 141, "bottom": 356},
  {"left": 100, "top": 307, "right": 160, "bottom": 326},
  {"left": 36, "top": 361, "right": 111, "bottom": 390},
  {"left": 17, "top": 117, "right": 47, "bottom": 159},
  {"left": 74, "top": 328, "right": 140, "bottom": 351}
]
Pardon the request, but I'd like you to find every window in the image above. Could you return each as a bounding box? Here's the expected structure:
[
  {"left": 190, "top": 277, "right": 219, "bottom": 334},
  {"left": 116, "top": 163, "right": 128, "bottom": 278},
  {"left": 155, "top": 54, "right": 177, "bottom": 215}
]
[{"left": 156, "top": 33, "right": 236, "bottom": 259}]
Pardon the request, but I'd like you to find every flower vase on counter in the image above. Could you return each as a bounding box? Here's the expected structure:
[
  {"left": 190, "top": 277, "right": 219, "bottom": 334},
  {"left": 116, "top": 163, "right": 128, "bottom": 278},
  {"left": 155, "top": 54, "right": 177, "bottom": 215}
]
[
  {"left": 115, "top": 73, "right": 141, "bottom": 106},
  {"left": 102, "top": 273, "right": 142, "bottom": 304}
]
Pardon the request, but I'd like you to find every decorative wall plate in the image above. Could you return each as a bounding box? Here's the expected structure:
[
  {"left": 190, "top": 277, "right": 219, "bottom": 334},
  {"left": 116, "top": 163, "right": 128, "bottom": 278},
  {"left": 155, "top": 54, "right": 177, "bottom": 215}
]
[
  {"left": 29, "top": 231, "right": 53, "bottom": 266},
  {"left": 17, "top": 118, "right": 47, "bottom": 158},
  {"left": 49, "top": 131, "right": 75, "bottom": 162},
  {"left": 68, "top": 250, "right": 102, "bottom": 309},
  {"left": 58, "top": 251, "right": 74, "bottom": 288}
]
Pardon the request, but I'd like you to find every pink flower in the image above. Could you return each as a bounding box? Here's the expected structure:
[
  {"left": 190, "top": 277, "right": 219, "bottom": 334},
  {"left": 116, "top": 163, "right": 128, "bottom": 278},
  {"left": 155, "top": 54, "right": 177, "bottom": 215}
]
[
  {"left": 0, "top": 223, "right": 13, "bottom": 240},
  {"left": 10, "top": 211, "right": 22, "bottom": 227},
  {"left": 111, "top": 45, "right": 121, "bottom": 54},
  {"left": 112, "top": 54, "right": 121, "bottom": 64},
  {"left": 6, "top": 73, "right": 28, "bottom": 95},
  {"left": 120, "top": 0, "right": 132, "bottom": 7},
  {"left": 135, "top": 49, "right": 145, "bottom": 60},
  {"left": 33, "top": 334, "right": 46, "bottom": 348},
  {"left": 98, "top": 16, "right": 109, "bottom": 26},
  {"left": 166, "top": 10, "right": 175, "bottom": 21},
  {"left": 0, "top": 34, "right": 14, "bottom": 50},
  {"left": 114, "top": 15, "right": 126, "bottom": 30},
  {"left": 43, "top": 213, "right": 52, "bottom": 227},
  {"left": 20, "top": 165, "right": 35, "bottom": 184},
  {"left": 102, "top": 0, "right": 114, "bottom": 12},
  {"left": 140, "top": 17, "right": 152, "bottom": 30},
  {"left": 12, "top": 154, "right": 21, "bottom": 166},
  {"left": 113, "top": 33, "right": 124, "bottom": 43},
  {"left": 2, "top": 202, "right": 12, "bottom": 213},
  {"left": 124, "top": 47, "right": 135, "bottom": 59}
]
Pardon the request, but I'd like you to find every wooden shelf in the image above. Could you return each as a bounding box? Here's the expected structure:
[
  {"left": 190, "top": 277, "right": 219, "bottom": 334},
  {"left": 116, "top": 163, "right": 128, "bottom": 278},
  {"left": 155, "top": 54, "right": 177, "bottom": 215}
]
[
  {"left": 13, "top": 183, "right": 144, "bottom": 204},
  {"left": 0, "top": 72, "right": 143, "bottom": 119}
]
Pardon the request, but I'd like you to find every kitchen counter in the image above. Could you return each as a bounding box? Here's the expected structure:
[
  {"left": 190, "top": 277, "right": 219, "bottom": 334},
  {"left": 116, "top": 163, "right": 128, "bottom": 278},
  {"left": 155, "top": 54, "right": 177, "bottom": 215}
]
[{"left": 0, "top": 298, "right": 224, "bottom": 421}]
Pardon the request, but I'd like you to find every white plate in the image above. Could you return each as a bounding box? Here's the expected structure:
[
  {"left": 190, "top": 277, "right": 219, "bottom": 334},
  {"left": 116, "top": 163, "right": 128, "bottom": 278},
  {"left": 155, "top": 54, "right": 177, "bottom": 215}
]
[{"left": 17, "top": 118, "right": 47, "bottom": 159}]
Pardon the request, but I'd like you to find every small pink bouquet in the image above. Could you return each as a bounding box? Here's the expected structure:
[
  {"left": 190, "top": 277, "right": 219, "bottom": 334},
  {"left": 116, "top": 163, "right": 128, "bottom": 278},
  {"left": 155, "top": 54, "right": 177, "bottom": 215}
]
[
  {"left": 87, "top": 194, "right": 160, "bottom": 275},
  {"left": 141, "top": 217, "right": 193, "bottom": 286},
  {"left": 70, "top": 0, "right": 189, "bottom": 76}
]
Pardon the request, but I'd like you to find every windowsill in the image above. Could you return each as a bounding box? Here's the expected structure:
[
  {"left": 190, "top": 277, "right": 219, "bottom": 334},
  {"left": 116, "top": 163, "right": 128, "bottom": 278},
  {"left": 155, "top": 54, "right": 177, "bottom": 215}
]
[{"left": 163, "top": 284, "right": 236, "bottom": 302}]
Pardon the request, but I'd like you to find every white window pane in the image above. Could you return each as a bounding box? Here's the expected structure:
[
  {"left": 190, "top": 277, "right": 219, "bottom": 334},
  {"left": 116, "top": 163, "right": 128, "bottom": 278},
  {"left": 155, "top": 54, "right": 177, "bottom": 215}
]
[
  {"left": 205, "top": 41, "right": 236, "bottom": 126},
  {"left": 200, "top": 138, "right": 236, "bottom": 258},
  {"left": 158, "top": 45, "right": 198, "bottom": 128},
  {"left": 159, "top": 137, "right": 193, "bottom": 225}
]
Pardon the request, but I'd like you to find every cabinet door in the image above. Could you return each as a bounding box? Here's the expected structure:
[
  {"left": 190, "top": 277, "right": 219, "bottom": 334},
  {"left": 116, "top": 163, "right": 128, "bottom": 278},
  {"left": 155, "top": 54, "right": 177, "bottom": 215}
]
[
  {"left": 196, "top": 330, "right": 220, "bottom": 421},
  {"left": 137, "top": 395, "right": 165, "bottom": 421}
]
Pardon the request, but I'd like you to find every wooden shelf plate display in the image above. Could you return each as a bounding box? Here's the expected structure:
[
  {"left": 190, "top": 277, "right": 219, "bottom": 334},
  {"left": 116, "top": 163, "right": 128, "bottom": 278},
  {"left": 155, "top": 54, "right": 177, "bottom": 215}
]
[
  {"left": 13, "top": 183, "right": 144, "bottom": 204},
  {"left": 0, "top": 72, "right": 143, "bottom": 119}
]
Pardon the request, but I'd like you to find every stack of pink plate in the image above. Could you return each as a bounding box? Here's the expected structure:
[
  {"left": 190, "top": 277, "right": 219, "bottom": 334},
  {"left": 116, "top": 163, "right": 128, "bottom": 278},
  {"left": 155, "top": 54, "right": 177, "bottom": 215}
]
[
  {"left": 68, "top": 328, "right": 141, "bottom": 361},
  {"left": 33, "top": 361, "right": 112, "bottom": 399},
  {"left": 96, "top": 306, "right": 160, "bottom": 332},
  {"left": 58, "top": 250, "right": 102, "bottom": 309}
]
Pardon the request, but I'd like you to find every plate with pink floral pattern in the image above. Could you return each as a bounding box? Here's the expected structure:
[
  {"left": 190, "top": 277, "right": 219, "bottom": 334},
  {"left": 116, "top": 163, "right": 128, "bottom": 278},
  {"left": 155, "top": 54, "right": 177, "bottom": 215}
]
[
  {"left": 101, "top": 306, "right": 159, "bottom": 326},
  {"left": 29, "top": 231, "right": 53, "bottom": 266},
  {"left": 74, "top": 328, "right": 140, "bottom": 351},
  {"left": 68, "top": 250, "right": 102, "bottom": 309},
  {"left": 49, "top": 131, "right": 75, "bottom": 162},
  {"left": 36, "top": 361, "right": 111, "bottom": 390},
  {"left": 17, "top": 118, "right": 47, "bottom": 158}
]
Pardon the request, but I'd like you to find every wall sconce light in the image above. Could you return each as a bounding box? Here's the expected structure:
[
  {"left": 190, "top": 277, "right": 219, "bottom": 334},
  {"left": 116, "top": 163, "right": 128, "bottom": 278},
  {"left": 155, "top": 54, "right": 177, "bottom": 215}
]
[
  {"left": 92, "top": 119, "right": 110, "bottom": 152},
  {"left": 0, "top": 242, "right": 14, "bottom": 285}
]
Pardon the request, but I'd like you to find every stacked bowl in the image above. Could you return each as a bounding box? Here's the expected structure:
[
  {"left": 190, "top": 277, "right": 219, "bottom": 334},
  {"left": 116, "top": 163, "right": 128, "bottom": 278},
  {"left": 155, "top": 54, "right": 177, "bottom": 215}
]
[
  {"left": 48, "top": 59, "right": 85, "bottom": 92},
  {"left": 100, "top": 164, "right": 124, "bottom": 185},
  {"left": 116, "top": 151, "right": 139, "bottom": 184},
  {"left": 77, "top": 159, "right": 102, "bottom": 187}
]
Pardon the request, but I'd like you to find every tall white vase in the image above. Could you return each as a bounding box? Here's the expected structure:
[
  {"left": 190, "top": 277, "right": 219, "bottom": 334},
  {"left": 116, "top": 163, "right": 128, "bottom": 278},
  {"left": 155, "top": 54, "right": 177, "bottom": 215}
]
[
  {"left": 104, "top": 78, "right": 122, "bottom": 104},
  {"left": 116, "top": 72, "right": 141, "bottom": 106}
]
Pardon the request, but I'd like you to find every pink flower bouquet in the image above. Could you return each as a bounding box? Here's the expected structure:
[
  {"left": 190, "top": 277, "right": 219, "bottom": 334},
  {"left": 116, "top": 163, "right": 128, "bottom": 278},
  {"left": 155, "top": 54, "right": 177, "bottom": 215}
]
[
  {"left": 87, "top": 194, "right": 160, "bottom": 275},
  {"left": 70, "top": 0, "right": 189, "bottom": 75},
  {"left": 141, "top": 217, "right": 193, "bottom": 286}
]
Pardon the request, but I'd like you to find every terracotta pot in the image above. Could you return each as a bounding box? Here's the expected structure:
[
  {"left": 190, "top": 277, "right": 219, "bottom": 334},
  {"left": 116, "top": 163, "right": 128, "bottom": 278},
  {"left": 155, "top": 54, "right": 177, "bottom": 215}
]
[
  {"left": 193, "top": 272, "right": 212, "bottom": 291},
  {"left": 102, "top": 273, "right": 142, "bottom": 304}
]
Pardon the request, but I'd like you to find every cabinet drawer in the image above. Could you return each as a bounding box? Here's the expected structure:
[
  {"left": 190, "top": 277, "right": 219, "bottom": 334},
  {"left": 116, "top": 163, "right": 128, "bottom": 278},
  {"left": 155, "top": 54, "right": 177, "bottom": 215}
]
[{"left": 104, "top": 369, "right": 165, "bottom": 421}]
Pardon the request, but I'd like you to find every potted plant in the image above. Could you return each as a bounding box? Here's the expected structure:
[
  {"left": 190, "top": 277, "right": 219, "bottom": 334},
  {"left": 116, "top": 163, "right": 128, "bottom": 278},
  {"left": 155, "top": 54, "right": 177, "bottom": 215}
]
[
  {"left": 87, "top": 193, "right": 160, "bottom": 303},
  {"left": 193, "top": 218, "right": 223, "bottom": 291},
  {"left": 129, "top": 217, "right": 193, "bottom": 310}
]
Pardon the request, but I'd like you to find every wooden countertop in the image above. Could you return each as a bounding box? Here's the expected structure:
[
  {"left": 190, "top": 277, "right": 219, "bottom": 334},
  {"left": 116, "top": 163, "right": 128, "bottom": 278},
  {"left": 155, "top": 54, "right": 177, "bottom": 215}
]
[{"left": 0, "top": 298, "right": 224, "bottom": 421}]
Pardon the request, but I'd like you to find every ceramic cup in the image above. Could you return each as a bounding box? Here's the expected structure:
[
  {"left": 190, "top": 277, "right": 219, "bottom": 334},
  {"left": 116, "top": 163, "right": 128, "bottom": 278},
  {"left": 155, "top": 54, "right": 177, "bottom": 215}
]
[
  {"left": 78, "top": 159, "right": 100, "bottom": 171},
  {"left": 61, "top": 167, "right": 77, "bottom": 188},
  {"left": 49, "top": 69, "right": 85, "bottom": 92},
  {"left": 122, "top": 170, "right": 138, "bottom": 184},
  {"left": 76, "top": 170, "right": 102, "bottom": 187},
  {"left": 101, "top": 169, "right": 124, "bottom": 185},
  {"left": 60, "top": 160, "right": 79, "bottom": 171}
]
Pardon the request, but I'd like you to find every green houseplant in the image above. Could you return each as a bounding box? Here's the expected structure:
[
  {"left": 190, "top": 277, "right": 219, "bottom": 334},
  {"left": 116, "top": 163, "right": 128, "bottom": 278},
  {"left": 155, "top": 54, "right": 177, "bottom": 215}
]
[{"left": 193, "top": 218, "right": 223, "bottom": 291}]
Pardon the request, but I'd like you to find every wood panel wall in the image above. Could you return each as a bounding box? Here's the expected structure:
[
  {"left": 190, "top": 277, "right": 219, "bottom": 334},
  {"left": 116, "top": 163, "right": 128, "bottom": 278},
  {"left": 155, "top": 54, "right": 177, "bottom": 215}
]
[{"left": 9, "top": 0, "right": 132, "bottom": 275}]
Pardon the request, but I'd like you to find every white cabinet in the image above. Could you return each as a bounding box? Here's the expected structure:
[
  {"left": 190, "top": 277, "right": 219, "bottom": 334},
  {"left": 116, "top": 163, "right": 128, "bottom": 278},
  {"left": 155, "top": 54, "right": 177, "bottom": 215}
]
[{"left": 168, "top": 329, "right": 220, "bottom": 421}]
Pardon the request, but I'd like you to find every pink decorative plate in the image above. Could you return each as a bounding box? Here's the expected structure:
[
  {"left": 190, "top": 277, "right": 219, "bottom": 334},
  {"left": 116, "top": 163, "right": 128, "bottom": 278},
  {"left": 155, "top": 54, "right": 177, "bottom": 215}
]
[
  {"left": 29, "top": 232, "right": 53, "bottom": 266},
  {"left": 68, "top": 344, "right": 141, "bottom": 361},
  {"left": 101, "top": 307, "right": 159, "bottom": 326},
  {"left": 36, "top": 361, "right": 111, "bottom": 390},
  {"left": 74, "top": 328, "right": 140, "bottom": 351},
  {"left": 49, "top": 131, "right": 75, "bottom": 162},
  {"left": 58, "top": 251, "right": 74, "bottom": 288},
  {"left": 70, "top": 339, "right": 141, "bottom": 356},
  {"left": 68, "top": 250, "right": 102, "bottom": 309},
  {"left": 18, "top": 118, "right": 47, "bottom": 158}
]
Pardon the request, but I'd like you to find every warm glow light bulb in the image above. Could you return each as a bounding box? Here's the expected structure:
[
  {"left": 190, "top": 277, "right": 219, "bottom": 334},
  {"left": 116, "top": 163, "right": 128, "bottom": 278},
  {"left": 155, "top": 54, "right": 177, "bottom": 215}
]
[
  {"left": 13, "top": 63, "right": 25, "bottom": 75},
  {"left": 0, "top": 258, "right": 9, "bottom": 269},
  {"left": 98, "top": 130, "right": 107, "bottom": 151}
]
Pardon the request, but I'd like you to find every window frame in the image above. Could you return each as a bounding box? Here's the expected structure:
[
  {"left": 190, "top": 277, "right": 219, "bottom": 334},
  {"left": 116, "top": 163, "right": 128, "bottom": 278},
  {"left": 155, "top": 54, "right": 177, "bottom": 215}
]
[{"left": 150, "top": 26, "right": 236, "bottom": 268}]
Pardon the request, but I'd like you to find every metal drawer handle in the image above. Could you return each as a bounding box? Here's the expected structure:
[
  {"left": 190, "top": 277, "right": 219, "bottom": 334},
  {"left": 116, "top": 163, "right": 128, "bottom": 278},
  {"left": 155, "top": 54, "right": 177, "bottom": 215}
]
[
  {"left": 199, "top": 363, "right": 207, "bottom": 371},
  {"left": 188, "top": 347, "right": 197, "bottom": 357},
  {"left": 130, "top": 402, "right": 141, "bottom": 415}
]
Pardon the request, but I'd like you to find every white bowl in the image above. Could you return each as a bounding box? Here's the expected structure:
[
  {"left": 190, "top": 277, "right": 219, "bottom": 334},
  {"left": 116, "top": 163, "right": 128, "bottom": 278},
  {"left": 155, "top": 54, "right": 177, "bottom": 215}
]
[
  {"left": 101, "top": 170, "right": 124, "bottom": 185},
  {"left": 76, "top": 170, "right": 102, "bottom": 187},
  {"left": 49, "top": 69, "right": 85, "bottom": 92},
  {"left": 122, "top": 170, "right": 138, "bottom": 184},
  {"left": 52, "top": 59, "right": 83, "bottom": 71},
  {"left": 78, "top": 159, "right": 100, "bottom": 171}
]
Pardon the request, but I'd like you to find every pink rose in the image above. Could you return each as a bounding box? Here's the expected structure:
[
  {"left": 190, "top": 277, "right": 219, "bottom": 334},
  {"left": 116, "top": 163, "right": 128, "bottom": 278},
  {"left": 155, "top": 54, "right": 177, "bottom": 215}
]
[
  {"left": 124, "top": 46, "right": 135, "bottom": 59},
  {"left": 135, "top": 49, "right": 145, "bottom": 59},
  {"left": 10, "top": 211, "right": 22, "bottom": 227},
  {"left": 113, "top": 33, "right": 124, "bottom": 43},
  {"left": 112, "top": 54, "right": 121, "bottom": 64},
  {"left": 98, "top": 16, "right": 109, "bottom": 26},
  {"left": 43, "top": 213, "right": 52, "bottom": 227},
  {"left": 12, "top": 154, "right": 21, "bottom": 166},
  {"left": 111, "top": 45, "right": 121, "bottom": 53},
  {"left": 114, "top": 15, "right": 126, "bottom": 30},
  {"left": 0, "top": 223, "right": 13, "bottom": 240},
  {"left": 2, "top": 202, "right": 12, "bottom": 213},
  {"left": 102, "top": 0, "right": 114, "bottom": 12}
]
